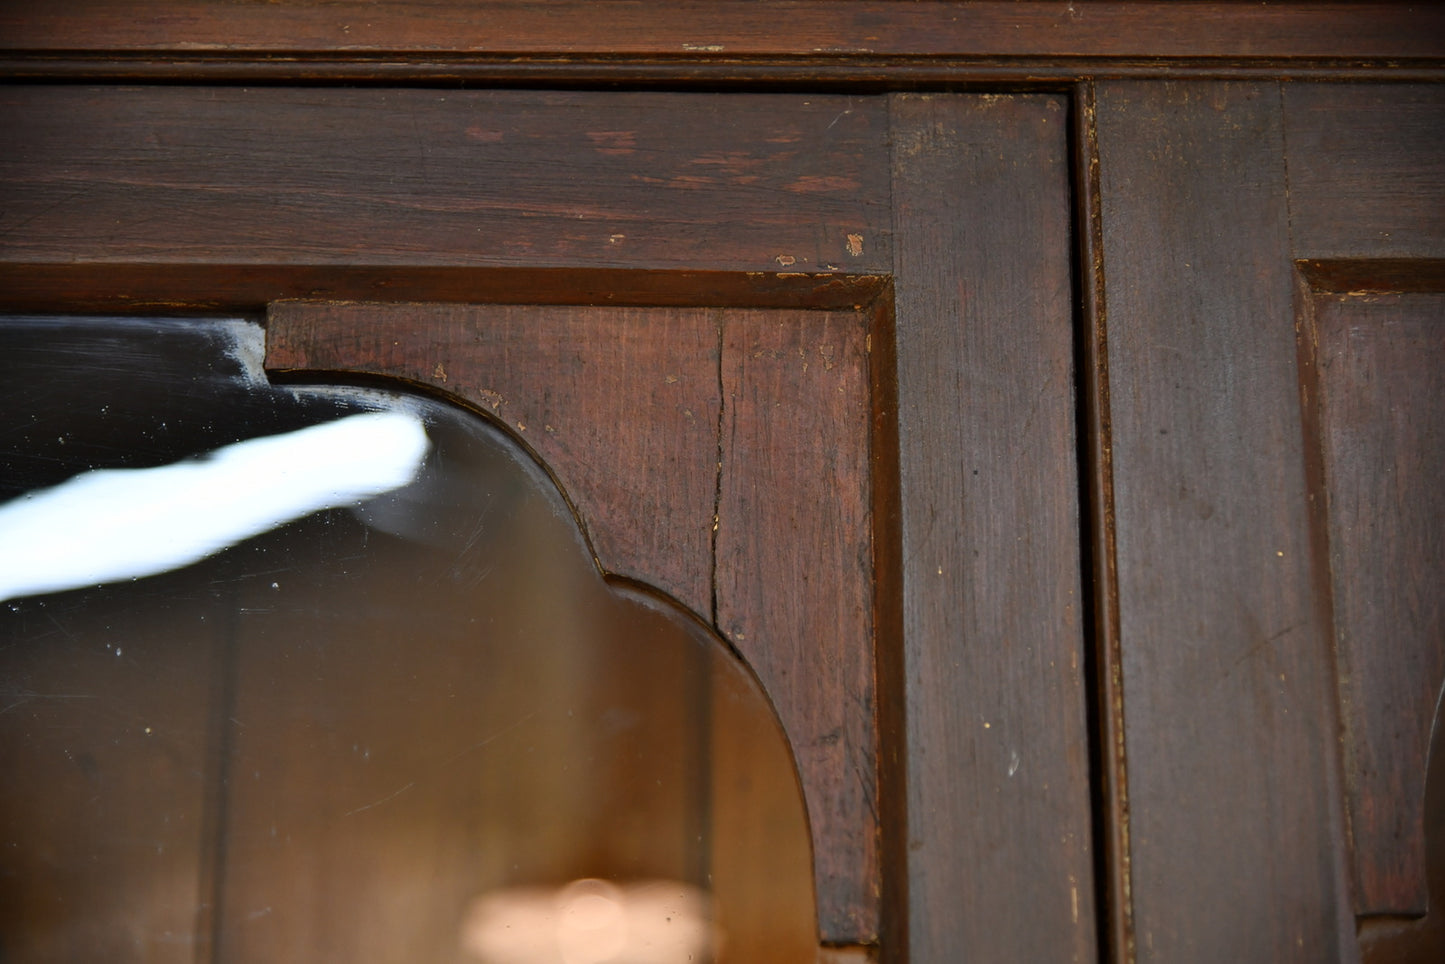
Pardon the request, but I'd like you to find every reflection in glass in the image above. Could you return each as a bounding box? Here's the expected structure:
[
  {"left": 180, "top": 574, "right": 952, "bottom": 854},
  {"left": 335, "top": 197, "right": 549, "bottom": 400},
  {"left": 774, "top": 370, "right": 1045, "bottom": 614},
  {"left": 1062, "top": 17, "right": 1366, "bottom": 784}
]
[
  {"left": 461, "top": 878, "right": 714, "bottom": 964},
  {"left": 0, "top": 317, "right": 814, "bottom": 963},
  {"left": 0, "top": 411, "right": 430, "bottom": 602}
]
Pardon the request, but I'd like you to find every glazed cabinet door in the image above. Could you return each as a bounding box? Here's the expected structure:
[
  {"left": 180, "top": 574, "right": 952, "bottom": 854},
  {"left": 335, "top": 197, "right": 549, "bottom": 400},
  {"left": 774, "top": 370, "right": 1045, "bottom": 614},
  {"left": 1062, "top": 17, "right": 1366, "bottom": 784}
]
[{"left": 0, "top": 86, "right": 1093, "bottom": 962}]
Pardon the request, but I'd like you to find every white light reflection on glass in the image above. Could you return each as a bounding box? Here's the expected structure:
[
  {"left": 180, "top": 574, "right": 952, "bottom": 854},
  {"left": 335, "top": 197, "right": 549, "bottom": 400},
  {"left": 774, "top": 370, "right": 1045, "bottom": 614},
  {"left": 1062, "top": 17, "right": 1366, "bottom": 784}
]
[
  {"left": 460, "top": 878, "right": 716, "bottom": 964},
  {"left": 0, "top": 411, "right": 429, "bottom": 603}
]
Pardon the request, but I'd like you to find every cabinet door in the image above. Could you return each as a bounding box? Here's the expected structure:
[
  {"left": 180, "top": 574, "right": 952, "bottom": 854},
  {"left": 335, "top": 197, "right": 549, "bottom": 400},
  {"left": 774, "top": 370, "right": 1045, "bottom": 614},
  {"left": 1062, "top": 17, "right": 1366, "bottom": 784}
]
[
  {"left": 0, "top": 87, "right": 1093, "bottom": 961},
  {"left": 1095, "top": 81, "right": 1445, "bottom": 962}
]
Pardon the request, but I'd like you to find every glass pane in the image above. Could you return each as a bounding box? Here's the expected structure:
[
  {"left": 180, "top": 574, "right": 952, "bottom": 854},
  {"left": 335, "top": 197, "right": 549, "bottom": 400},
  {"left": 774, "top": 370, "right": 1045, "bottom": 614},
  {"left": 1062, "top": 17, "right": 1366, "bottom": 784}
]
[{"left": 0, "top": 316, "right": 814, "bottom": 963}]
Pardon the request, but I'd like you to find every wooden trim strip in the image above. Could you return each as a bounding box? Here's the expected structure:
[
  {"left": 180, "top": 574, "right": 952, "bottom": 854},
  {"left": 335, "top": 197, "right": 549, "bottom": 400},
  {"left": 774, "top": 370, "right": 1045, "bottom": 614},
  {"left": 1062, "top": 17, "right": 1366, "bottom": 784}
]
[
  {"left": 0, "top": 265, "right": 888, "bottom": 316},
  {"left": 3, "top": 2, "right": 1441, "bottom": 61},
  {"left": 5, "top": 55, "right": 1443, "bottom": 85},
  {"left": 1072, "top": 79, "right": 1134, "bottom": 964}
]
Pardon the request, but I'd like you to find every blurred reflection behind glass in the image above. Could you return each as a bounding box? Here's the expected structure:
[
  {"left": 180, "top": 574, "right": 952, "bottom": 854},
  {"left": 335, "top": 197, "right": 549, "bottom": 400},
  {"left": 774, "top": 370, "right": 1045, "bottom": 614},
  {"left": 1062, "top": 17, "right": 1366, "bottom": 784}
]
[{"left": 0, "top": 316, "right": 814, "bottom": 963}]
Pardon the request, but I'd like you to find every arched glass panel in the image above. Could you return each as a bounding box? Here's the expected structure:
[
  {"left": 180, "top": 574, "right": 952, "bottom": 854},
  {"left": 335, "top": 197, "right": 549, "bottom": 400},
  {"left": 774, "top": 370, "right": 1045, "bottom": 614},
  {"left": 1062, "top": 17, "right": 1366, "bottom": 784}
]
[{"left": 0, "top": 316, "right": 814, "bottom": 963}]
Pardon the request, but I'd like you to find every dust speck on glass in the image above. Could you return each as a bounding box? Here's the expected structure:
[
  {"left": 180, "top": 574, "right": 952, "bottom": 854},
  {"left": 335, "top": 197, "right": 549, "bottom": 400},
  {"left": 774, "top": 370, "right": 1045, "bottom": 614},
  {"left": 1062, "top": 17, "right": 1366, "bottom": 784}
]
[{"left": 0, "top": 317, "right": 813, "bottom": 964}]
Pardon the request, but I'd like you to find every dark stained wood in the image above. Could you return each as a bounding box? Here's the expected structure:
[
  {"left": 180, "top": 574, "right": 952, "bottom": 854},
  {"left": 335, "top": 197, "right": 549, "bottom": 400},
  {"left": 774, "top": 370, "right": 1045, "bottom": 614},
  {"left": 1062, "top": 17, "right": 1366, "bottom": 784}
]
[
  {"left": 1360, "top": 686, "right": 1445, "bottom": 963},
  {"left": 1096, "top": 81, "right": 1354, "bottom": 961},
  {"left": 715, "top": 308, "right": 878, "bottom": 942},
  {"left": 1284, "top": 85, "right": 1445, "bottom": 261},
  {"left": 1285, "top": 82, "right": 1445, "bottom": 964},
  {"left": 0, "top": 264, "right": 886, "bottom": 317},
  {"left": 1073, "top": 78, "right": 1134, "bottom": 964},
  {"left": 7, "top": 57, "right": 1443, "bottom": 87},
  {"left": 0, "top": 87, "right": 889, "bottom": 277},
  {"left": 1298, "top": 259, "right": 1445, "bottom": 296},
  {"left": 2, "top": 1, "right": 1440, "bottom": 62},
  {"left": 1304, "top": 292, "right": 1445, "bottom": 918},
  {"left": 9, "top": 21, "right": 1440, "bottom": 953},
  {"left": 888, "top": 92, "right": 1095, "bottom": 962},
  {"left": 265, "top": 302, "right": 719, "bottom": 625},
  {"left": 865, "top": 290, "right": 907, "bottom": 963}
]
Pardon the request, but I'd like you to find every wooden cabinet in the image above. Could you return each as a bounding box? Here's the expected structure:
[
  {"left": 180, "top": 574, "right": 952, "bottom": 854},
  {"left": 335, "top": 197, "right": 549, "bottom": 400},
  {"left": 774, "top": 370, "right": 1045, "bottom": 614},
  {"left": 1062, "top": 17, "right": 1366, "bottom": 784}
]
[{"left": 1, "top": 5, "right": 1441, "bottom": 962}]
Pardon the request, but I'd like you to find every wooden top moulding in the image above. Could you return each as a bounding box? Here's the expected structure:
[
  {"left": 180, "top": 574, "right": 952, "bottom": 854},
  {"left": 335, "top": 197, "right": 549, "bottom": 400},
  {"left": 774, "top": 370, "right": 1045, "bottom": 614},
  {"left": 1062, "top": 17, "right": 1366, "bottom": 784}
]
[{"left": 1, "top": 1, "right": 1442, "bottom": 83}]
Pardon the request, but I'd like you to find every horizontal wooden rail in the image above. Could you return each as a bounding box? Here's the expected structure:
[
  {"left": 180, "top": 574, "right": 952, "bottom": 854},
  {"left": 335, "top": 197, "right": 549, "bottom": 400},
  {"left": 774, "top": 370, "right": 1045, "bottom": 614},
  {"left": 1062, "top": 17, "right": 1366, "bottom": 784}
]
[{"left": 0, "top": 2, "right": 1441, "bottom": 84}]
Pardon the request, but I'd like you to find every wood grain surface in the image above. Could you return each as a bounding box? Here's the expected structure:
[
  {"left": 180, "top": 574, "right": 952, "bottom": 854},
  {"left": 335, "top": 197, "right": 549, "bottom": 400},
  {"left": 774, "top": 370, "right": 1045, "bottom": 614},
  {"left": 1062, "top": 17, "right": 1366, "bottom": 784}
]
[
  {"left": 716, "top": 308, "right": 878, "bottom": 941},
  {"left": 0, "top": 265, "right": 885, "bottom": 317},
  {"left": 1305, "top": 293, "right": 1445, "bottom": 919},
  {"left": 1096, "top": 81, "right": 1354, "bottom": 961},
  {"left": 1289, "top": 83, "right": 1445, "bottom": 961},
  {"left": 1359, "top": 686, "right": 1445, "bottom": 963},
  {"left": 888, "top": 92, "right": 1094, "bottom": 963},
  {"left": 1284, "top": 84, "right": 1445, "bottom": 262},
  {"left": 2, "top": 1, "right": 1439, "bottom": 61},
  {"left": 0, "top": 87, "right": 889, "bottom": 277}
]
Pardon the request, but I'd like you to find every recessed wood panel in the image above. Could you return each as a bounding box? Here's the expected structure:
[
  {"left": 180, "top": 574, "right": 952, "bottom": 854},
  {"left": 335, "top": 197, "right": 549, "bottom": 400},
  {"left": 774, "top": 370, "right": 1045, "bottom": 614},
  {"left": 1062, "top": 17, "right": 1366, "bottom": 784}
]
[{"left": 1306, "top": 292, "right": 1445, "bottom": 918}]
